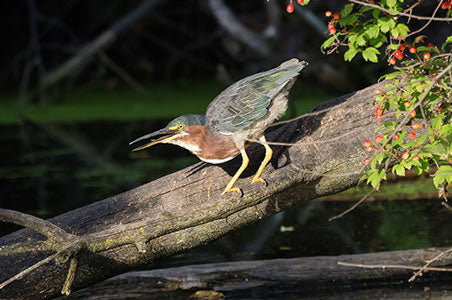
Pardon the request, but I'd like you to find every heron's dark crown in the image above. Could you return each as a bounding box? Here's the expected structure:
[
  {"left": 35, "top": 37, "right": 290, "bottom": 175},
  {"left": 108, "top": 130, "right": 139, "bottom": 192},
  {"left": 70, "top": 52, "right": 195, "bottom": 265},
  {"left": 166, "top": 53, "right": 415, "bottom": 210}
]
[{"left": 167, "top": 114, "right": 206, "bottom": 129}]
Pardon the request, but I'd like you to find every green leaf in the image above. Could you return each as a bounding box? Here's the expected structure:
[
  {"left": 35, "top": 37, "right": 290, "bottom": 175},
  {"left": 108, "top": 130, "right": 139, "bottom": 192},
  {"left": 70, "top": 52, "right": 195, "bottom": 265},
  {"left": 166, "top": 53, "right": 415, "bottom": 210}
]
[
  {"left": 321, "top": 36, "right": 336, "bottom": 51},
  {"left": 387, "top": 44, "right": 400, "bottom": 50},
  {"left": 341, "top": 3, "right": 354, "bottom": 18},
  {"left": 377, "top": 18, "right": 391, "bottom": 33},
  {"left": 365, "top": 25, "right": 380, "bottom": 39},
  {"left": 386, "top": 0, "right": 397, "bottom": 8},
  {"left": 367, "top": 168, "right": 386, "bottom": 190},
  {"left": 384, "top": 71, "right": 401, "bottom": 80},
  {"left": 416, "top": 134, "right": 427, "bottom": 146},
  {"left": 348, "top": 35, "right": 358, "bottom": 46},
  {"left": 392, "top": 163, "right": 405, "bottom": 176},
  {"left": 433, "top": 165, "right": 452, "bottom": 188},
  {"left": 362, "top": 47, "right": 380, "bottom": 63},
  {"left": 372, "top": 8, "right": 381, "bottom": 19},
  {"left": 441, "top": 35, "right": 452, "bottom": 51},
  {"left": 423, "top": 141, "right": 448, "bottom": 156},
  {"left": 438, "top": 124, "right": 452, "bottom": 138},
  {"left": 391, "top": 23, "right": 410, "bottom": 39},
  {"left": 371, "top": 152, "right": 384, "bottom": 169},
  {"left": 431, "top": 114, "right": 445, "bottom": 130},
  {"left": 412, "top": 166, "right": 423, "bottom": 175},
  {"left": 344, "top": 47, "right": 359, "bottom": 61},
  {"left": 357, "top": 35, "right": 367, "bottom": 46},
  {"left": 340, "top": 14, "right": 359, "bottom": 26}
]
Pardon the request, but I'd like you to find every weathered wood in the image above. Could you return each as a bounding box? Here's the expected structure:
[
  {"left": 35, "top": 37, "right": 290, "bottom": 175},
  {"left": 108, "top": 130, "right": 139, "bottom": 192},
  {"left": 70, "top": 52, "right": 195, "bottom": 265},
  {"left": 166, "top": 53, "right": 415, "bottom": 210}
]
[
  {"left": 0, "top": 81, "right": 415, "bottom": 299},
  {"left": 60, "top": 248, "right": 452, "bottom": 299}
]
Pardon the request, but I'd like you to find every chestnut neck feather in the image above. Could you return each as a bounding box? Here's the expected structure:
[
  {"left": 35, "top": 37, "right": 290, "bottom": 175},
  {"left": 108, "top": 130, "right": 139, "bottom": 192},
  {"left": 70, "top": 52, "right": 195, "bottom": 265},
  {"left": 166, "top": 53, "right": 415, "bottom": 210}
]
[{"left": 178, "top": 125, "right": 239, "bottom": 161}]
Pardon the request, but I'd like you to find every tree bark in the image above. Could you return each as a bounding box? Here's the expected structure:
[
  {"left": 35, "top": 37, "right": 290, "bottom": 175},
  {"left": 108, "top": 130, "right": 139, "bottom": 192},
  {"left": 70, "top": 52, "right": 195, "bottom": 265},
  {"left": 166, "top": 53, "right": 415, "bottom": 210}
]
[
  {"left": 0, "top": 81, "right": 412, "bottom": 299},
  {"left": 58, "top": 248, "right": 452, "bottom": 299}
]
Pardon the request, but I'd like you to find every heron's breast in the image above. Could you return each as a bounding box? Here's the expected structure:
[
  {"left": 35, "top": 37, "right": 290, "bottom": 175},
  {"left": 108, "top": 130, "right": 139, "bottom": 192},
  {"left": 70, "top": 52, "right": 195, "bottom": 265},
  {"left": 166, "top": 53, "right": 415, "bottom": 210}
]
[{"left": 181, "top": 125, "right": 240, "bottom": 163}]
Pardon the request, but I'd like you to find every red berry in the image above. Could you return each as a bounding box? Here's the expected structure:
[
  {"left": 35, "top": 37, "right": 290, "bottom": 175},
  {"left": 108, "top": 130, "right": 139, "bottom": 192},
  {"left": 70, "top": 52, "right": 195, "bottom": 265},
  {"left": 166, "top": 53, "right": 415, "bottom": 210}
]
[
  {"left": 394, "top": 50, "right": 403, "bottom": 60},
  {"left": 328, "top": 25, "right": 336, "bottom": 34},
  {"left": 376, "top": 107, "right": 383, "bottom": 116},
  {"left": 402, "top": 151, "right": 409, "bottom": 160},
  {"left": 412, "top": 123, "right": 421, "bottom": 130},
  {"left": 413, "top": 155, "right": 420, "bottom": 161},
  {"left": 333, "top": 13, "right": 340, "bottom": 20},
  {"left": 423, "top": 52, "right": 431, "bottom": 60},
  {"left": 363, "top": 140, "right": 372, "bottom": 147},
  {"left": 441, "top": 1, "right": 451, "bottom": 9},
  {"left": 376, "top": 115, "right": 382, "bottom": 122},
  {"left": 325, "top": 11, "right": 332, "bottom": 17},
  {"left": 409, "top": 131, "right": 416, "bottom": 138},
  {"left": 286, "top": 3, "right": 294, "bottom": 13},
  {"left": 410, "top": 110, "right": 416, "bottom": 118},
  {"left": 399, "top": 43, "right": 406, "bottom": 51},
  {"left": 409, "top": 46, "right": 416, "bottom": 53},
  {"left": 404, "top": 101, "right": 411, "bottom": 108},
  {"left": 297, "top": 0, "right": 304, "bottom": 4},
  {"left": 375, "top": 89, "right": 382, "bottom": 94},
  {"left": 427, "top": 42, "right": 434, "bottom": 47},
  {"left": 366, "top": 146, "right": 373, "bottom": 152},
  {"left": 363, "top": 158, "right": 370, "bottom": 165},
  {"left": 389, "top": 57, "right": 396, "bottom": 65},
  {"left": 394, "top": 133, "right": 400, "bottom": 140},
  {"left": 375, "top": 136, "right": 383, "bottom": 143}
]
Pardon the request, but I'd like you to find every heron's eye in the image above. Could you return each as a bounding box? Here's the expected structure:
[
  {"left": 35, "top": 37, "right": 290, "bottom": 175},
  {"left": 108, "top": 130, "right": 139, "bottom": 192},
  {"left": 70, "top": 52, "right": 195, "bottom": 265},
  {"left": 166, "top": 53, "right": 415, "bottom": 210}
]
[{"left": 178, "top": 124, "right": 184, "bottom": 130}]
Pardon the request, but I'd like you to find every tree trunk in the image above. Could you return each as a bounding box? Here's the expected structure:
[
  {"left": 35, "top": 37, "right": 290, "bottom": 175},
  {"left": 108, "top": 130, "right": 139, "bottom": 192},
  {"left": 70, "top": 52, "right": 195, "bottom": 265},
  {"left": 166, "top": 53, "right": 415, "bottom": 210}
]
[{"left": 0, "top": 81, "right": 411, "bottom": 299}]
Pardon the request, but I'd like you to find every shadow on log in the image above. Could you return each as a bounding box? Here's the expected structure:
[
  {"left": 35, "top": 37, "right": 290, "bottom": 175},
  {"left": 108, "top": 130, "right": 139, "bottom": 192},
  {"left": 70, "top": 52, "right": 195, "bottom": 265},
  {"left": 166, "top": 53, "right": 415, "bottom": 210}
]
[{"left": 0, "top": 81, "right": 425, "bottom": 299}]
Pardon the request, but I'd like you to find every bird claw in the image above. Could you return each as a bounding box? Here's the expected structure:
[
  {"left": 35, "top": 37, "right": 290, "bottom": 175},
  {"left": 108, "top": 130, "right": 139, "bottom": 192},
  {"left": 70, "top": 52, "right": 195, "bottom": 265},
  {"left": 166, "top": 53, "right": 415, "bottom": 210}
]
[
  {"left": 221, "top": 187, "right": 243, "bottom": 197},
  {"left": 251, "top": 177, "right": 267, "bottom": 187}
]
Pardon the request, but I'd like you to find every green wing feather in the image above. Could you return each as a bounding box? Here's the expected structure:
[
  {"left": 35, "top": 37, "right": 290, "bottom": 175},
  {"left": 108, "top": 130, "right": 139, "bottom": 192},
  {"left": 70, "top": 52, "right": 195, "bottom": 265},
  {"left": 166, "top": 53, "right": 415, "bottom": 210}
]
[{"left": 206, "top": 59, "right": 307, "bottom": 134}]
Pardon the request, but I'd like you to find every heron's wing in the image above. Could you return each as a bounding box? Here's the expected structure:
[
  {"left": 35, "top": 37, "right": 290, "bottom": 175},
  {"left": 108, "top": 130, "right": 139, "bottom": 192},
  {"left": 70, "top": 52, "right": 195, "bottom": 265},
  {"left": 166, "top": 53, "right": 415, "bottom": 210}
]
[{"left": 206, "top": 59, "right": 307, "bottom": 134}]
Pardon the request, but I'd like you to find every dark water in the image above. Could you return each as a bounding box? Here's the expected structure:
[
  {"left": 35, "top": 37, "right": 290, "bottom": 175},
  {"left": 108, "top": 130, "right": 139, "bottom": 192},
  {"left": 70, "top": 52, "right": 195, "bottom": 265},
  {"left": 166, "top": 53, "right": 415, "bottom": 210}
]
[{"left": 2, "top": 120, "right": 452, "bottom": 298}]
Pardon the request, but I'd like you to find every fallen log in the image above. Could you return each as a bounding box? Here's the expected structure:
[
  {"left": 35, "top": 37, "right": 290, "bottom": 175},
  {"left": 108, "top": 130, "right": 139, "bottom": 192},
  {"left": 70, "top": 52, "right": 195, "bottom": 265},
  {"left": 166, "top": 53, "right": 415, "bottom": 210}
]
[
  {"left": 0, "top": 81, "right": 419, "bottom": 299},
  {"left": 60, "top": 248, "right": 452, "bottom": 299}
]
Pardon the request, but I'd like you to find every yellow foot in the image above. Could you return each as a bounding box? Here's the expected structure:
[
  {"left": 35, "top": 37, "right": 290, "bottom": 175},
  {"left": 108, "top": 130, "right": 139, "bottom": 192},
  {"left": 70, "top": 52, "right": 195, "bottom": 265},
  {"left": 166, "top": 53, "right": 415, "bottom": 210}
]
[
  {"left": 221, "top": 187, "right": 242, "bottom": 196},
  {"left": 251, "top": 176, "right": 268, "bottom": 186}
]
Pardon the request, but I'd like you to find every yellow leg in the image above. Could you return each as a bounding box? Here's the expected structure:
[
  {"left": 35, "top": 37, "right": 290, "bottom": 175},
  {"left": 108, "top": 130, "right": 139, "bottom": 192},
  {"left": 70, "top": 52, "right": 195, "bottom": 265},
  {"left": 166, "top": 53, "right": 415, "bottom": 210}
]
[
  {"left": 251, "top": 136, "right": 273, "bottom": 185},
  {"left": 222, "top": 148, "right": 249, "bottom": 195}
]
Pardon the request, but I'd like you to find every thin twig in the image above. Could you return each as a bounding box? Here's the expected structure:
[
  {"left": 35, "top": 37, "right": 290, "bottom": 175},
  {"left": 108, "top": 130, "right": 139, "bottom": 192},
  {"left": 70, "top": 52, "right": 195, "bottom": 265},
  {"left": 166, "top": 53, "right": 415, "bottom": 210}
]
[
  {"left": 406, "top": 1, "right": 443, "bottom": 38},
  {"left": 409, "top": 248, "right": 452, "bottom": 282},
  {"left": 442, "top": 201, "right": 452, "bottom": 212},
  {"left": 329, "top": 190, "right": 375, "bottom": 221},
  {"left": 61, "top": 257, "right": 78, "bottom": 295},
  {"left": 338, "top": 261, "right": 452, "bottom": 272},
  {"left": 348, "top": 0, "right": 452, "bottom": 21}
]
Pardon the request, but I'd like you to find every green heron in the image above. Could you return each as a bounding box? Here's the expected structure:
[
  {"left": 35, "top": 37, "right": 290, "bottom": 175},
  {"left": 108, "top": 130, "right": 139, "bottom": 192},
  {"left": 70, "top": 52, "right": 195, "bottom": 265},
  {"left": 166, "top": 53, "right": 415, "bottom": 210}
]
[{"left": 130, "top": 58, "right": 307, "bottom": 195}]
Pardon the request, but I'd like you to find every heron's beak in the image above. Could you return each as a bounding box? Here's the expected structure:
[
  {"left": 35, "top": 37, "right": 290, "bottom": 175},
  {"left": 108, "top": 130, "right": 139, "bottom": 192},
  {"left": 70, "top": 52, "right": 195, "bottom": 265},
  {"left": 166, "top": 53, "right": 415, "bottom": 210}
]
[{"left": 129, "top": 128, "right": 180, "bottom": 152}]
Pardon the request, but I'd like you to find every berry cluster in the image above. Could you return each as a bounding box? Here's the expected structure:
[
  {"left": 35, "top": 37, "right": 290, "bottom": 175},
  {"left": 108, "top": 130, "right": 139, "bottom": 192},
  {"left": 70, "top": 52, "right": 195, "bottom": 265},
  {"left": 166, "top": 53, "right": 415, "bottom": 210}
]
[
  {"left": 324, "top": 10, "right": 340, "bottom": 34},
  {"left": 441, "top": 0, "right": 452, "bottom": 9},
  {"left": 286, "top": 0, "right": 304, "bottom": 13},
  {"left": 363, "top": 100, "right": 424, "bottom": 166},
  {"left": 388, "top": 37, "right": 436, "bottom": 66}
]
